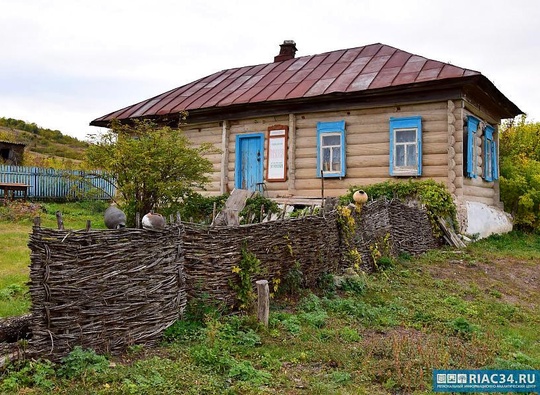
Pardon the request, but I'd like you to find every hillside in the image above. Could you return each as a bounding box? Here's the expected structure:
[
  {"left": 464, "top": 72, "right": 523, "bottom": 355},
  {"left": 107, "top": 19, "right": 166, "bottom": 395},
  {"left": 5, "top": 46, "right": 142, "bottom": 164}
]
[{"left": 0, "top": 117, "right": 88, "bottom": 163}]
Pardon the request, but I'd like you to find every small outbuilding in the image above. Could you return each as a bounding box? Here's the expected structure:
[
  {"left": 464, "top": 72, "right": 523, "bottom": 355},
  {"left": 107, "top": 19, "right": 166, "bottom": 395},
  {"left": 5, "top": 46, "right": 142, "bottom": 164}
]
[
  {"left": 91, "top": 41, "right": 523, "bottom": 237},
  {"left": 0, "top": 140, "right": 25, "bottom": 165}
]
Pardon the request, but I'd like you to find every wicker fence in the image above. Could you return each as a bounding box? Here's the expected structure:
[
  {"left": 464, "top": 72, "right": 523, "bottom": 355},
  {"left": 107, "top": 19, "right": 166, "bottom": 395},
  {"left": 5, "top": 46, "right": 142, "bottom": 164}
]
[
  {"left": 27, "top": 225, "right": 185, "bottom": 361},
  {"left": 183, "top": 211, "right": 341, "bottom": 307},
  {"left": 353, "top": 198, "right": 440, "bottom": 268},
  {"left": 24, "top": 199, "right": 438, "bottom": 360}
]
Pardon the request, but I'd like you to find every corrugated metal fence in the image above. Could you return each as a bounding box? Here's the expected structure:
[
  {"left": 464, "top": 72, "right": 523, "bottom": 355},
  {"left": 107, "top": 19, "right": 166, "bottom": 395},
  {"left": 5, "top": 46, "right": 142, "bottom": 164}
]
[{"left": 0, "top": 165, "right": 115, "bottom": 200}]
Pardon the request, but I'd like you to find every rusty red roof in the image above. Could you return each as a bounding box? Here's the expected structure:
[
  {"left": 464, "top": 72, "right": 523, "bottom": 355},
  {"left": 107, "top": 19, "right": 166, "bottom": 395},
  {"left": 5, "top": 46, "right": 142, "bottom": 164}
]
[{"left": 91, "top": 43, "right": 520, "bottom": 126}]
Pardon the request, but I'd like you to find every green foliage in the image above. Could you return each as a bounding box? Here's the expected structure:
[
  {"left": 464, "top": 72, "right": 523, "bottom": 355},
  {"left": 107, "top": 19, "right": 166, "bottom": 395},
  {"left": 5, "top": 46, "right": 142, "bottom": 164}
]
[
  {"left": 0, "top": 117, "right": 88, "bottom": 147},
  {"left": 227, "top": 360, "right": 271, "bottom": 384},
  {"left": 342, "top": 179, "right": 458, "bottom": 230},
  {"left": 369, "top": 232, "right": 395, "bottom": 271},
  {"left": 86, "top": 119, "right": 216, "bottom": 225},
  {"left": 240, "top": 194, "right": 279, "bottom": 224},
  {"left": 499, "top": 116, "right": 540, "bottom": 230},
  {"left": 0, "top": 117, "right": 89, "bottom": 166},
  {"left": 448, "top": 317, "right": 478, "bottom": 339},
  {"left": 0, "top": 283, "right": 25, "bottom": 300},
  {"left": 0, "top": 359, "right": 56, "bottom": 392},
  {"left": 339, "top": 326, "right": 362, "bottom": 343},
  {"left": 163, "top": 319, "right": 204, "bottom": 343},
  {"left": 279, "top": 260, "right": 305, "bottom": 296},
  {"left": 298, "top": 311, "right": 328, "bottom": 328},
  {"left": 229, "top": 247, "right": 262, "bottom": 311},
  {"left": 57, "top": 346, "right": 109, "bottom": 379},
  {"left": 340, "top": 276, "right": 367, "bottom": 295},
  {"left": 298, "top": 293, "right": 323, "bottom": 313},
  {"left": 175, "top": 192, "right": 228, "bottom": 224}
]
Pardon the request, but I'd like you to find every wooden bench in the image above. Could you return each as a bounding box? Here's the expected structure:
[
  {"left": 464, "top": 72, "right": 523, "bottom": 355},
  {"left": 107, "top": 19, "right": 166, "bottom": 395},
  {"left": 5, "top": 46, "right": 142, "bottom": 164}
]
[{"left": 0, "top": 183, "right": 31, "bottom": 200}]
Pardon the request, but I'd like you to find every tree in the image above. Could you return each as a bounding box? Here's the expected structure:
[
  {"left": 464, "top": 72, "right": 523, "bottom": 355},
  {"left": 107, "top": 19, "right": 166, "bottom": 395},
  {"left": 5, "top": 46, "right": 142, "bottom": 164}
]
[
  {"left": 86, "top": 119, "right": 216, "bottom": 224},
  {"left": 499, "top": 115, "right": 540, "bottom": 230}
]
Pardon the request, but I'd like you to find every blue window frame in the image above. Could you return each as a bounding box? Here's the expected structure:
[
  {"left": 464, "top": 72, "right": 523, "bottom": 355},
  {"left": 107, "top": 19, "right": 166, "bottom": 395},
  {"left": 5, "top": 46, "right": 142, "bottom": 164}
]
[
  {"left": 389, "top": 116, "right": 422, "bottom": 176},
  {"left": 466, "top": 116, "right": 480, "bottom": 178},
  {"left": 483, "top": 125, "right": 498, "bottom": 181},
  {"left": 316, "top": 120, "right": 346, "bottom": 178}
]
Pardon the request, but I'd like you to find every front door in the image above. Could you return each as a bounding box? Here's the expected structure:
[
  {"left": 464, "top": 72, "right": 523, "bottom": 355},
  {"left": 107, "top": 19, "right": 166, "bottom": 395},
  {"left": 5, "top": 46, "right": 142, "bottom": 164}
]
[{"left": 235, "top": 133, "right": 264, "bottom": 191}]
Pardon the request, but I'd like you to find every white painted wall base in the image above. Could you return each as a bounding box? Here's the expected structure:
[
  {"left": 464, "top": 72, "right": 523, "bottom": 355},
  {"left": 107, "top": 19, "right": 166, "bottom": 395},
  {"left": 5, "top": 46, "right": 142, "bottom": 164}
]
[{"left": 465, "top": 201, "right": 513, "bottom": 239}]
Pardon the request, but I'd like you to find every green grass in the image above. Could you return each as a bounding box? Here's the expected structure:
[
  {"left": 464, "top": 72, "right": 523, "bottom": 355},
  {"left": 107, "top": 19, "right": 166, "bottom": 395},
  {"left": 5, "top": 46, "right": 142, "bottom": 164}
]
[
  {"left": 0, "top": 206, "right": 539, "bottom": 393},
  {"left": 0, "top": 201, "right": 108, "bottom": 317}
]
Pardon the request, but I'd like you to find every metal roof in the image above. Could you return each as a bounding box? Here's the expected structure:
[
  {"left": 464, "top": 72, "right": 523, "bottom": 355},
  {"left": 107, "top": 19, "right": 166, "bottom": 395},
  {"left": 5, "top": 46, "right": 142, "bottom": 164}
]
[
  {"left": 90, "top": 43, "right": 520, "bottom": 126},
  {"left": 0, "top": 140, "right": 26, "bottom": 146}
]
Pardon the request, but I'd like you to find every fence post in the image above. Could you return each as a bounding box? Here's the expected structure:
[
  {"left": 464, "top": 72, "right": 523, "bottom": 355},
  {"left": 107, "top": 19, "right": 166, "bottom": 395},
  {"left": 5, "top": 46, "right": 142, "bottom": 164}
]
[
  {"left": 256, "top": 280, "right": 269, "bottom": 327},
  {"left": 55, "top": 211, "right": 64, "bottom": 230}
]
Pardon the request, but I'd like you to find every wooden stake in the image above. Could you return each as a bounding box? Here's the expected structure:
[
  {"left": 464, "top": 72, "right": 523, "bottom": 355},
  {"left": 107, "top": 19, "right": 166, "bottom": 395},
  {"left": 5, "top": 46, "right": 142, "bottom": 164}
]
[
  {"left": 256, "top": 280, "right": 269, "bottom": 327},
  {"left": 33, "top": 216, "right": 41, "bottom": 228},
  {"left": 320, "top": 170, "right": 325, "bottom": 209},
  {"left": 136, "top": 212, "right": 141, "bottom": 229},
  {"left": 55, "top": 211, "right": 64, "bottom": 230},
  {"left": 85, "top": 220, "right": 91, "bottom": 232}
]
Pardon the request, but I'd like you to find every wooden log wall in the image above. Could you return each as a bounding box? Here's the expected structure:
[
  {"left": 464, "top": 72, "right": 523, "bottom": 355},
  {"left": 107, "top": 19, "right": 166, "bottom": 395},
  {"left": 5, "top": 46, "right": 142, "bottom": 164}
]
[
  {"left": 182, "top": 101, "right": 451, "bottom": 198},
  {"left": 27, "top": 226, "right": 186, "bottom": 361},
  {"left": 293, "top": 102, "right": 450, "bottom": 197},
  {"left": 182, "top": 122, "right": 224, "bottom": 196}
]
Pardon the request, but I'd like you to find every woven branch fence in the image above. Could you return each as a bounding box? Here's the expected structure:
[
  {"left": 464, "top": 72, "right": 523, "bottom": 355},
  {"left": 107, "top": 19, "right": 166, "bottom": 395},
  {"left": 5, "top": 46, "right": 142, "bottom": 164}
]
[
  {"left": 22, "top": 198, "right": 438, "bottom": 361},
  {"left": 183, "top": 211, "right": 342, "bottom": 307},
  {"left": 27, "top": 225, "right": 185, "bottom": 361},
  {"left": 353, "top": 198, "right": 440, "bottom": 269}
]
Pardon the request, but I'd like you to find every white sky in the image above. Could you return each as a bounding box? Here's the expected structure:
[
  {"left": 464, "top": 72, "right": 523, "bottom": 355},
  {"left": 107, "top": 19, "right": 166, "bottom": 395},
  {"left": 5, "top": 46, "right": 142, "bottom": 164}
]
[{"left": 0, "top": 0, "right": 538, "bottom": 140}]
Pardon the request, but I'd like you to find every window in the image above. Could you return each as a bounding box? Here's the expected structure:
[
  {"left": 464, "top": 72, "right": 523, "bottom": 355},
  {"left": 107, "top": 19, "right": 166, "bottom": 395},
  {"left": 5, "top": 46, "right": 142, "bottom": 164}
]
[
  {"left": 317, "top": 120, "right": 346, "bottom": 178},
  {"left": 483, "top": 125, "right": 498, "bottom": 181},
  {"left": 466, "top": 116, "right": 480, "bottom": 178},
  {"left": 389, "top": 116, "right": 422, "bottom": 176}
]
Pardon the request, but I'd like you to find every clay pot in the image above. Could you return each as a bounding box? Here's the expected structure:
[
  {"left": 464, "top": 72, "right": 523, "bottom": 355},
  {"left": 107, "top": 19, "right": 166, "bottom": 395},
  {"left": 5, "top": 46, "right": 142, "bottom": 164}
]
[{"left": 352, "top": 190, "right": 368, "bottom": 204}]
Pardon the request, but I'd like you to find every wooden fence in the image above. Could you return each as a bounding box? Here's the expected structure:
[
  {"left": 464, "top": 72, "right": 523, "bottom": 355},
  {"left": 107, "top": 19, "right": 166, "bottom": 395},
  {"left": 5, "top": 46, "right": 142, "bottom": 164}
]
[{"left": 0, "top": 165, "right": 114, "bottom": 200}]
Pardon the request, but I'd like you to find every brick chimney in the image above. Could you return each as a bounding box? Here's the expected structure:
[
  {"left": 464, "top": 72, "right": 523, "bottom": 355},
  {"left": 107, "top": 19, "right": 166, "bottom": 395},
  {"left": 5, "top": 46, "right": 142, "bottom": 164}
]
[{"left": 274, "top": 40, "right": 297, "bottom": 62}]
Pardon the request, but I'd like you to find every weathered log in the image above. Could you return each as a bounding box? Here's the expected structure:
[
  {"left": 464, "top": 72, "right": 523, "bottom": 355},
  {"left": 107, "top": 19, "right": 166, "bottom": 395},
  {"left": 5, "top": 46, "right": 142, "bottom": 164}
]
[{"left": 0, "top": 314, "right": 32, "bottom": 343}]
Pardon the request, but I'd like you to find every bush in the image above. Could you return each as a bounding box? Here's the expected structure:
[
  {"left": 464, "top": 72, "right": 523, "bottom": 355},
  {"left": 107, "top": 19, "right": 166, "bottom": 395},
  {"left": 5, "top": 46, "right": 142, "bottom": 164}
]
[
  {"left": 341, "top": 179, "right": 457, "bottom": 230},
  {"left": 57, "top": 346, "right": 109, "bottom": 379},
  {"left": 499, "top": 116, "right": 540, "bottom": 231}
]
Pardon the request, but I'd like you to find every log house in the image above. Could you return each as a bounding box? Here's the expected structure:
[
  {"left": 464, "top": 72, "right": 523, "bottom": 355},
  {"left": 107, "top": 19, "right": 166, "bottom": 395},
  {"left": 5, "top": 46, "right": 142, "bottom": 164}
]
[{"left": 91, "top": 41, "right": 522, "bottom": 237}]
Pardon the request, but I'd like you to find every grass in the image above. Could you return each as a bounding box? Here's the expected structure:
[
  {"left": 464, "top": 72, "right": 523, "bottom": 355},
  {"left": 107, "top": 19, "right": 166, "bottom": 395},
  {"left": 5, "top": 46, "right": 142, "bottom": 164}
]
[
  {"left": 0, "top": 200, "right": 108, "bottom": 317},
  {"left": 0, "top": 203, "right": 539, "bottom": 393}
]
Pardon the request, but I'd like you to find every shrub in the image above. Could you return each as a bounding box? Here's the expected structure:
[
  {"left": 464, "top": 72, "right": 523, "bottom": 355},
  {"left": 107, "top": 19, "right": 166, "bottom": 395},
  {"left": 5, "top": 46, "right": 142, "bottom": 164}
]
[
  {"left": 240, "top": 194, "right": 279, "bottom": 224},
  {"left": 448, "top": 317, "right": 478, "bottom": 339},
  {"left": 57, "top": 346, "right": 109, "bottom": 379},
  {"left": 499, "top": 116, "right": 540, "bottom": 231},
  {"left": 341, "top": 179, "right": 458, "bottom": 231},
  {"left": 0, "top": 360, "right": 56, "bottom": 392}
]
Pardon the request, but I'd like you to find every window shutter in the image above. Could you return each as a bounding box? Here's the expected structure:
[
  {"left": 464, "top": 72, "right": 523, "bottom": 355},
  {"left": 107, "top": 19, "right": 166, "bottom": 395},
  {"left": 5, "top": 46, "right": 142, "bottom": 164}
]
[
  {"left": 492, "top": 140, "right": 499, "bottom": 181},
  {"left": 466, "top": 116, "right": 480, "bottom": 178},
  {"left": 484, "top": 125, "right": 494, "bottom": 182}
]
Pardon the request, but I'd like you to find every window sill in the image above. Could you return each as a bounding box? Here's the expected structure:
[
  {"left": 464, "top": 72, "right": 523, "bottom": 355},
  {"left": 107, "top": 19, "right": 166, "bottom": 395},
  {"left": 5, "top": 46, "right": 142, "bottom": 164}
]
[{"left": 391, "top": 169, "right": 420, "bottom": 177}]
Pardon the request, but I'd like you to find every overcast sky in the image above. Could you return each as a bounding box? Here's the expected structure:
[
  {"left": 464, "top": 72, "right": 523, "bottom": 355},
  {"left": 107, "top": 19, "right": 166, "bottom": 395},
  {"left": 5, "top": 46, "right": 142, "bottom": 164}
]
[{"left": 0, "top": 0, "right": 538, "bottom": 140}]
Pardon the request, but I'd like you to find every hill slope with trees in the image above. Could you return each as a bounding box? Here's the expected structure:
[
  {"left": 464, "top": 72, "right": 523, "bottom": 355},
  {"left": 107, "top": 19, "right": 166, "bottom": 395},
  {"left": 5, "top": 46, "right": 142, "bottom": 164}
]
[{"left": 0, "top": 117, "right": 89, "bottom": 168}]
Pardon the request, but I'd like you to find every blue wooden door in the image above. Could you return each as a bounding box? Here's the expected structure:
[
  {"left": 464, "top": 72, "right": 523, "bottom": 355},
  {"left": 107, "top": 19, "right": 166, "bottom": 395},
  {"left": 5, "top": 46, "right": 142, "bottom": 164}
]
[{"left": 235, "top": 133, "right": 264, "bottom": 191}]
